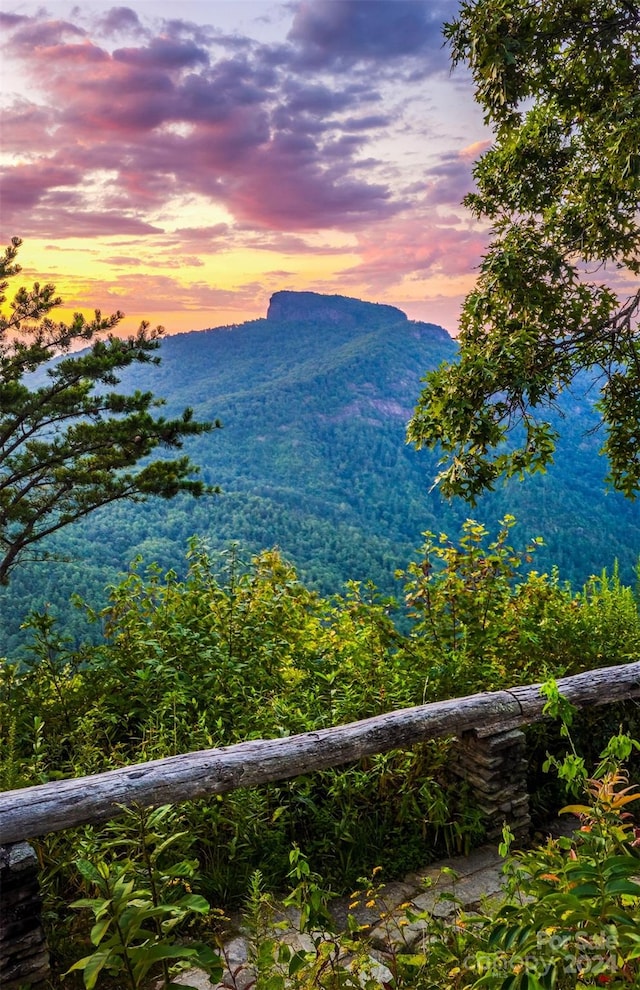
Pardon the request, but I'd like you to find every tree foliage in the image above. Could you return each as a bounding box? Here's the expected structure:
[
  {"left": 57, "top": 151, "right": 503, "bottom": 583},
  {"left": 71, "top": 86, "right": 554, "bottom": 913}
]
[
  {"left": 0, "top": 238, "right": 216, "bottom": 583},
  {"left": 408, "top": 0, "right": 640, "bottom": 501}
]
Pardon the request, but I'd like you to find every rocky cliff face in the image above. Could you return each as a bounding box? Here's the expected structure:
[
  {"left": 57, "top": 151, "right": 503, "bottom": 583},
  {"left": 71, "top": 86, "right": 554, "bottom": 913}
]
[{"left": 266, "top": 290, "right": 408, "bottom": 327}]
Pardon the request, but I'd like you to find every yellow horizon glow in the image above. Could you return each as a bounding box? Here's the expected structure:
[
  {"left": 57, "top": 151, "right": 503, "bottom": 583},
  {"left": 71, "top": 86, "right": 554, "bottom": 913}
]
[{"left": 5, "top": 234, "right": 467, "bottom": 338}]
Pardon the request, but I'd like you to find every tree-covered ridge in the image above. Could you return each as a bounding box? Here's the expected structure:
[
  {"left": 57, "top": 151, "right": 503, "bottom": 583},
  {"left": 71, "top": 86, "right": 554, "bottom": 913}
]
[{"left": 0, "top": 289, "right": 638, "bottom": 655}]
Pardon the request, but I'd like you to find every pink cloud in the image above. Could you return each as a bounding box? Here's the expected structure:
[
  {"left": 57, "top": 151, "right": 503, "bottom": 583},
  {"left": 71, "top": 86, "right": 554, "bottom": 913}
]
[
  {"left": 1, "top": 100, "right": 58, "bottom": 153},
  {"left": 0, "top": 161, "right": 82, "bottom": 218},
  {"left": 101, "top": 255, "right": 145, "bottom": 266},
  {"left": 460, "top": 139, "right": 492, "bottom": 160},
  {"left": 0, "top": 8, "right": 414, "bottom": 239},
  {"left": 343, "top": 213, "right": 488, "bottom": 289},
  {"left": 60, "top": 271, "right": 267, "bottom": 320}
]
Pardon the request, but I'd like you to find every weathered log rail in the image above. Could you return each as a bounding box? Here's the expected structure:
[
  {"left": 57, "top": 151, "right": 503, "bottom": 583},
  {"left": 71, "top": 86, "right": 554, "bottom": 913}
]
[
  {"left": 2, "top": 660, "right": 640, "bottom": 989},
  {"left": 2, "top": 660, "right": 640, "bottom": 845}
]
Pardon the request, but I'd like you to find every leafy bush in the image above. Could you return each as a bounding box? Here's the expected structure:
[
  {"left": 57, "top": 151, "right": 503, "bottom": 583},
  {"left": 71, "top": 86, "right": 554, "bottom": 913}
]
[
  {"left": 2, "top": 521, "right": 640, "bottom": 985},
  {"left": 65, "top": 805, "right": 221, "bottom": 990}
]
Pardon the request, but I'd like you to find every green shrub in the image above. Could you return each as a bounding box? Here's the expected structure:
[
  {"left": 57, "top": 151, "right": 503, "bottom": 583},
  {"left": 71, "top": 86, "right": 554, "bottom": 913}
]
[{"left": 2, "top": 523, "right": 640, "bottom": 984}]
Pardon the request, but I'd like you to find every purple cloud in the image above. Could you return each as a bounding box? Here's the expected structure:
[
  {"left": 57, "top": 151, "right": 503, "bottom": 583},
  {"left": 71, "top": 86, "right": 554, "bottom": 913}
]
[
  {"left": 343, "top": 114, "right": 390, "bottom": 131},
  {"left": 424, "top": 142, "right": 492, "bottom": 207},
  {"left": 0, "top": 12, "right": 28, "bottom": 29},
  {"left": 283, "top": 81, "right": 356, "bottom": 114},
  {"left": 113, "top": 36, "right": 210, "bottom": 70},
  {"left": 0, "top": 161, "right": 82, "bottom": 216},
  {"left": 2, "top": 100, "right": 57, "bottom": 152},
  {"left": 0, "top": 4, "right": 451, "bottom": 241},
  {"left": 15, "top": 210, "right": 164, "bottom": 239},
  {"left": 8, "top": 16, "right": 86, "bottom": 49},
  {"left": 287, "top": 0, "right": 453, "bottom": 73},
  {"left": 96, "top": 6, "right": 146, "bottom": 37}
]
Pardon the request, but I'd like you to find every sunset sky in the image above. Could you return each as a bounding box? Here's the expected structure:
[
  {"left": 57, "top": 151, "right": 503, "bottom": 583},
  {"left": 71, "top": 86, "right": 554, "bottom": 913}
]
[{"left": 1, "top": 0, "right": 492, "bottom": 336}]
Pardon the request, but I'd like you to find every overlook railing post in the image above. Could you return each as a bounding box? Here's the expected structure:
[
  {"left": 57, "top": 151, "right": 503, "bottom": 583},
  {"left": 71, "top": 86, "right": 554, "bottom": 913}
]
[
  {"left": 452, "top": 727, "right": 531, "bottom": 842},
  {"left": 0, "top": 842, "right": 50, "bottom": 989}
]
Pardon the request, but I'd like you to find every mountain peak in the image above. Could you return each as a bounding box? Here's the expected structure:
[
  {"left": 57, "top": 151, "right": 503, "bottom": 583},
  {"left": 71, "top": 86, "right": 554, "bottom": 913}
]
[{"left": 266, "top": 290, "right": 408, "bottom": 326}]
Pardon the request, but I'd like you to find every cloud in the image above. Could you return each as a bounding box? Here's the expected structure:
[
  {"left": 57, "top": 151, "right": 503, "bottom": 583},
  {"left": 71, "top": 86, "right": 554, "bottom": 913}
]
[
  {"left": 265, "top": 269, "right": 296, "bottom": 278},
  {"left": 0, "top": 7, "right": 407, "bottom": 237},
  {"left": 0, "top": 161, "right": 82, "bottom": 217},
  {"left": 460, "top": 139, "right": 492, "bottom": 161},
  {"left": 0, "top": 12, "right": 28, "bottom": 29},
  {"left": 423, "top": 147, "right": 486, "bottom": 208},
  {"left": 60, "top": 271, "right": 267, "bottom": 318},
  {"left": 343, "top": 114, "right": 390, "bottom": 131},
  {"left": 165, "top": 225, "right": 350, "bottom": 257},
  {"left": 217, "top": 139, "right": 401, "bottom": 230},
  {"left": 100, "top": 255, "right": 144, "bottom": 267},
  {"left": 0, "top": 3, "right": 478, "bottom": 249},
  {"left": 0, "top": 191, "right": 164, "bottom": 239},
  {"left": 8, "top": 16, "right": 86, "bottom": 49},
  {"left": 281, "top": 80, "right": 359, "bottom": 115},
  {"left": 1, "top": 99, "right": 58, "bottom": 153},
  {"left": 158, "top": 18, "right": 222, "bottom": 48},
  {"left": 169, "top": 224, "right": 231, "bottom": 243},
  {"left": 55, "top": 213, "right": 164, "bottom": 237},
  {"left": 101, "top": 252, "right": 204, "bottom": 269},
  {"left": 287, "top": 0, "right": 453, "bottom": 74},
  {"left": 113, "top": 36, "right": 210, "bottom": 70},
  {"left": 96, "top": 6, "right": 146, "bottom": 38},
  {"left": 343, "top": 213, "right": 488, "bottom": 290}
]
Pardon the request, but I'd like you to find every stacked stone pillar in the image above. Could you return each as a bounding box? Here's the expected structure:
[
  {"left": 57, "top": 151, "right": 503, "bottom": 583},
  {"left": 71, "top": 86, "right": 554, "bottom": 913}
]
[
  {"left": 0, "top": 842, "right": 50, "bottom": 989},
  {"left": 452, "top": 726, "right": 531, "bottom": 842}
]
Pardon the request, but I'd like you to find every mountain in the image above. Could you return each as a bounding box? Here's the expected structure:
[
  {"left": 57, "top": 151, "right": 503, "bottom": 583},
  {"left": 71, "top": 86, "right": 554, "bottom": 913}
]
[
  {"left": 0, "top": 291, "right": 638, "bottom": 655},
  {"left": 266, "top": 290, "right": 412, "bottom": 326}
]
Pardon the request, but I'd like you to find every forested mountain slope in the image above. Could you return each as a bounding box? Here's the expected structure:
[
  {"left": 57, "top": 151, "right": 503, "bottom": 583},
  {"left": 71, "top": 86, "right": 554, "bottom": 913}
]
[{"left": 1, "top": 291, "right": 638, "bottom": 655}]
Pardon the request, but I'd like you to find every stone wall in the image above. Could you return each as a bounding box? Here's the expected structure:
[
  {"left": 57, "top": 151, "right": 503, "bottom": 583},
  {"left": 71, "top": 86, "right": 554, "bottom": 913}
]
[
  {"left": 0, "top": 842, "right": 50, "bottom": 989},
  {"left": 452, "top": 727, "right": 531, "bottom": 841}
]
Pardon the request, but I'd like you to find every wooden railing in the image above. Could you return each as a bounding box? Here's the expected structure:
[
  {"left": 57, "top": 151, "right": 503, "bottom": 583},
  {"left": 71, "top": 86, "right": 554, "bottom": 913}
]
[
  {"left": 2, "top": 661, "right": 640, "bottom": 844},
  {"left": 2, "top": 660, "right": 640, "bottom": 989}
]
